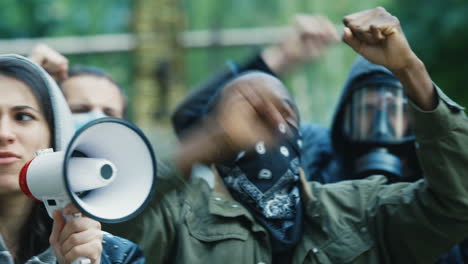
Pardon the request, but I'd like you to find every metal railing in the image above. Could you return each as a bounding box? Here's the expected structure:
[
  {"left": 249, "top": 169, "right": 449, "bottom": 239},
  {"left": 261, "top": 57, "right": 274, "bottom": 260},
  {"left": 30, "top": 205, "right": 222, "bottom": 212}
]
[{"left": 0, "top": 27, "right": 292, "bottom": 55}]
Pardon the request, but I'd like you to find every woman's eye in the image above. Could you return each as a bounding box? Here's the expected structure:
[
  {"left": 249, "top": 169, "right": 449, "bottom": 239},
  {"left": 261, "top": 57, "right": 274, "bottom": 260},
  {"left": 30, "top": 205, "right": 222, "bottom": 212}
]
[{"left": 15, "top": 113, "right": 35, "bottom": 121}]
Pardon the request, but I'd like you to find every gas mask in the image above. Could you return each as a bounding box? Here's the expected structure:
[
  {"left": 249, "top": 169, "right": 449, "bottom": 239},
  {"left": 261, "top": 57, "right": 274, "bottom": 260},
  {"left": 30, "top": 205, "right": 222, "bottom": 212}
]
[
  {"left": 72, "top": 111, "right": 107, "bottom": 131},
  {"left": 342, "top": 80, "right": 414, "bottom": 181}
]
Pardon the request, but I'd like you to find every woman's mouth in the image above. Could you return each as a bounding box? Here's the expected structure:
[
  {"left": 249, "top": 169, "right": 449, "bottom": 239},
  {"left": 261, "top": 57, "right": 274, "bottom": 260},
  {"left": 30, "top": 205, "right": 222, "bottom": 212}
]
[{"left": 0, "top": 152, "right": 20, "bottom": 165}]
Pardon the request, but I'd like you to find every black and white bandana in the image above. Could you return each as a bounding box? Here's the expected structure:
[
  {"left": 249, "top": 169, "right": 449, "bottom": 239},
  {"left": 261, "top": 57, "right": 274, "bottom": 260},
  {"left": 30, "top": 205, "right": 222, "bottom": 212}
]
[{"left": 217, "top": 126, "right": 303, "bottom": 254}]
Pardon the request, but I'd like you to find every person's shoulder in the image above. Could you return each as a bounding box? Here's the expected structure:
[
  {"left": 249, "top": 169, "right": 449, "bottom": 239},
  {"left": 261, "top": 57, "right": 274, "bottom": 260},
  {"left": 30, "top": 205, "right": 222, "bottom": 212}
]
[
  {"left": 300, "top": 122, "right": 331, "bottom": 148},
  {"left": 310, "top": 175, "right": 390, "bottom": 199},
  {"left": 101, "top": 232, "right": 145, "bottom": 264},
  {"left": 300, "top": 122, "right": 329, "bottom": 135}
]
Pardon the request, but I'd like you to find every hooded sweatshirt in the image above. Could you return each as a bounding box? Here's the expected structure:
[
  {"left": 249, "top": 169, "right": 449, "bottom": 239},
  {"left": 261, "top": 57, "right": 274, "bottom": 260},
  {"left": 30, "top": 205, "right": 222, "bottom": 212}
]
[
  {"left": 301, "top": 56, "right": 424, "bottom": 183},
  {"left": 0, "top": 55, "right": 144, "bottom": 264},
  {"left": 330, "top": 56, "right": 401, "bottom": 158}
]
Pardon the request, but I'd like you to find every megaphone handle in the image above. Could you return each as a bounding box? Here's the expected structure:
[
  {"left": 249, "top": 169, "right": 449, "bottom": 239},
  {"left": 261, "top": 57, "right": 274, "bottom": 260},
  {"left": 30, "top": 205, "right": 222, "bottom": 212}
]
[
  {"left": 44, "top": 199, "right": 93, "bottom": 263},
  {"left": 65, "top": 212, "right": 92, "bottom": 264}
]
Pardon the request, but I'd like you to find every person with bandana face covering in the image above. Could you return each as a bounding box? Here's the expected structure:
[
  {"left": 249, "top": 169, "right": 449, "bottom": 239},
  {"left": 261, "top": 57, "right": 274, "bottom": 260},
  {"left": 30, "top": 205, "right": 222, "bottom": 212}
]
[{"left": 213, "top": 82, "right": 304, "bottom": 262}]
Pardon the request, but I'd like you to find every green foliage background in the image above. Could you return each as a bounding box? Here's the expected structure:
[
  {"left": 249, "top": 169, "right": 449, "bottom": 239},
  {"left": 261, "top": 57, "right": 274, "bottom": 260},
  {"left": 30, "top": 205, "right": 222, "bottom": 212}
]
[
  {"left": 392, "top": 0, "right": 468, "bottom": 105},
  {"left": 0, "top": 0, "right": 134, "bottom": 99},
  {"left": 182, "top": 0, "right": 392, "bottom": 125},
  {"left": 0, "top": 0, "right": 467, "bottom": 125}
]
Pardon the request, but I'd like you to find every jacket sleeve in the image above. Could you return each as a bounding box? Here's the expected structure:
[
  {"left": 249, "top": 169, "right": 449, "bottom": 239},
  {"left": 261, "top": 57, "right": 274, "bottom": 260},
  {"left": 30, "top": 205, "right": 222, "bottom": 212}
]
[
  {"left": 102, "top": 169, "right": 186, "bottom": 264},
  {"left": 171, "top": 53, "right": 275, "bottom": 138},
  {"left": 367, "top": 85, "right": 468, "bottom": 263},
  {"left": 101, "top": 233, "right": 146, "bottom": 264}
]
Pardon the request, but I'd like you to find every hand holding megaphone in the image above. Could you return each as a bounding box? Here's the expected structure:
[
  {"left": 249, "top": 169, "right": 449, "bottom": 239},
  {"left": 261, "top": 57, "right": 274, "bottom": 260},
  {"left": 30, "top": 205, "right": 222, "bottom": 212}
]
[
  {"left": 49, "top": 204, "right": 102, "bottom": 264},
  {"left": 20, "top": 148, "right": 116, "bottom": 264}
]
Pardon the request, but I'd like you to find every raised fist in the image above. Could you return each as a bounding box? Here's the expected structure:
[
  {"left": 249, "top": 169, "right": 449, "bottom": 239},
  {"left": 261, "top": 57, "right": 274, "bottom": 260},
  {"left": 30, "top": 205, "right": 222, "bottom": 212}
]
[
  {"left": 29, "top": 44, "right": 69, "bottom": 83},
  {"left": 342, "top": 7, "right": 417, "bottom": 72}
]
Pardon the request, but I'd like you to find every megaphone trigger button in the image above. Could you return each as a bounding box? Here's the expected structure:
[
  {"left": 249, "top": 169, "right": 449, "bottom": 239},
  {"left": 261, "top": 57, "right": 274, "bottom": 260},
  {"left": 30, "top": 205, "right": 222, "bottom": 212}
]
[
  {"left": 72, "top": 212, "right": 82, "bottom": 218},
  {"left": 34, "top": 148, "right": 53, "bottom": 156}
]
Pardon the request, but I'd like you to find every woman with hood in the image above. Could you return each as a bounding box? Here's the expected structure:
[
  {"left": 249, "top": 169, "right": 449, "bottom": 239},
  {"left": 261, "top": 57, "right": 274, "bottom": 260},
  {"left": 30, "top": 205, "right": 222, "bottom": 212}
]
[{"left": 0, "top": 54, "right": 144, "bottom": 263}]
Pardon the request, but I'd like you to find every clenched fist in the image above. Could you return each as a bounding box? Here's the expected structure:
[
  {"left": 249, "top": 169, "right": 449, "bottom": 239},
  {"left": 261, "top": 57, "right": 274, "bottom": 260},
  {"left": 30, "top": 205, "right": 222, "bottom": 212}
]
[{"left": 342, "top": 7, "right": 417, "bottom": 72}]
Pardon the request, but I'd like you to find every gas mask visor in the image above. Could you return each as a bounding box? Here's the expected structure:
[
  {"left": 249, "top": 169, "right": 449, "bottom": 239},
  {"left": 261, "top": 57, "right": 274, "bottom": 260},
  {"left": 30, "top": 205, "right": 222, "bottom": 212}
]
[{"left": 342, "top": 81, "right": 414, "bottom": 146}]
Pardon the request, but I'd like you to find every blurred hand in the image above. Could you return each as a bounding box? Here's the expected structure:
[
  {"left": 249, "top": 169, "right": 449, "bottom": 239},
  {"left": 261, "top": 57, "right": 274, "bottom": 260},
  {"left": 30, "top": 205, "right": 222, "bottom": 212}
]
[
  {"left": 262, "top": 14, "right": 340, "bottom": 74},
  {"left": 49, "top": 204, "right": 102, "bottom": 264},
  {"left": 342, "top": 7, "right": 417, "bottom": 72},
  {"left": 212, "top": 76, "right": 296, "bottom": 154},
  {"left": 29, "top": 44, "right": 69, "bottom": 83},
  {"left": 176, "top": 73, "right": 296, "bottom": 175}
]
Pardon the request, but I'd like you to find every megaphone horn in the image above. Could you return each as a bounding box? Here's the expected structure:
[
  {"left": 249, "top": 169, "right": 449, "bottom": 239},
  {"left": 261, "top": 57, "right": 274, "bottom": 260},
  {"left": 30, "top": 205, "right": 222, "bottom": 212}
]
[{"left": 19, "top": 117, "right": 157, "bottom": 223}]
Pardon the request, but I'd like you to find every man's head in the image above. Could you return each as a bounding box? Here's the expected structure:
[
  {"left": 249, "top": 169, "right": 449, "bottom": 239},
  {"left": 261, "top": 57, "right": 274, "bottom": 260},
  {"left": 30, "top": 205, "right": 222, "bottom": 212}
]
[
  {"left": 28, "top": 45, "right": 127, "bottom": 129},
  {"left": 215, "top": 71, "right": 300, "bottom": 132},
  {"left": 331, "top": 57, "right": 417, "bottom": 181},
  {"left": 342, "top": 74, "right": 412, "bottom": 144},
  {"left": 214, "top": 72, "right": 304, "bottom": 249},
  {"left": 60, "top": 66, "right": 126, "bottom": 129}
]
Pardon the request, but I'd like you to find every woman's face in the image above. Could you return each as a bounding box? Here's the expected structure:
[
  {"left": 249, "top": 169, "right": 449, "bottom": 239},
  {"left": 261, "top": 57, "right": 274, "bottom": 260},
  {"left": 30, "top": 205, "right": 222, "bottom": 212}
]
[{"left": 0, "top": 75, "right": 51, "bottom": 195}]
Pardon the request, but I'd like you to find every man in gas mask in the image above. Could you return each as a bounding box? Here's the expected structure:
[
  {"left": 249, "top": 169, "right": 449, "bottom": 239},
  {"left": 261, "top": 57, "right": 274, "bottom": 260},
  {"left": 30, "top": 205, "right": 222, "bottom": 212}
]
[{"left": 325, "top": 56, "right": 420, "bottom": 183}]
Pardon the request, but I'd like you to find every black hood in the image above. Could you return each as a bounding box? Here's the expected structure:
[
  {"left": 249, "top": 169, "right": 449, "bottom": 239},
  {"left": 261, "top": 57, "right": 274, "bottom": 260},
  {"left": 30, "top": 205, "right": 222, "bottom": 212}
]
[
  {"left": 329, "top": 56, "right": 421, "bottom": 182},
  {"left": 330, "top": 56, "right": 399, "bottom": 155}
]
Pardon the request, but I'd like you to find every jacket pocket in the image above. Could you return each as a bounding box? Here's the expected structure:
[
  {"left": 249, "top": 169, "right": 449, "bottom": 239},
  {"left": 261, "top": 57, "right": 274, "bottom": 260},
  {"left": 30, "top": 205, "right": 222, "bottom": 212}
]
[
  {"left": 185, "top": 211, "right": 249, "bottom": 242},
  {"left": 321, "top": 228, "right": 373, "bottom": 263}
]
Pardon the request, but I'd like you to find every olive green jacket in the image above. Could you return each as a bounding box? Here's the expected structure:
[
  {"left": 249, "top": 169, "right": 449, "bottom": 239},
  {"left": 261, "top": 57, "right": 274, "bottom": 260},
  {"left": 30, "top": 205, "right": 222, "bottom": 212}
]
[{"left": 104, "top": 87, "right": 468, "bottom": 264}]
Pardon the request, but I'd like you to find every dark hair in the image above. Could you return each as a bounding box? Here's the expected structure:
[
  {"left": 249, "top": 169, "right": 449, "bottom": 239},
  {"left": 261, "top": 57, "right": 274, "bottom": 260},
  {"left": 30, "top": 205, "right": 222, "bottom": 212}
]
[
  {"left": 64, "top": 65, "right": 127, "bottom": 117},
  {"left": 68, "top": 65, "right": 117, "bottom": 84},
  {"left": 0, "top": 57, "right": 54, "bottom": 263}
]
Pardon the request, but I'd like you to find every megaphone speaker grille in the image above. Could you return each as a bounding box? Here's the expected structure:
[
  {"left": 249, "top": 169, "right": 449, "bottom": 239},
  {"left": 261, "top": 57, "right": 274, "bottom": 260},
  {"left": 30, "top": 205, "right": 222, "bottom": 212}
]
[{"left": 64, "top": 118, "right": 157, "bottom": 223}]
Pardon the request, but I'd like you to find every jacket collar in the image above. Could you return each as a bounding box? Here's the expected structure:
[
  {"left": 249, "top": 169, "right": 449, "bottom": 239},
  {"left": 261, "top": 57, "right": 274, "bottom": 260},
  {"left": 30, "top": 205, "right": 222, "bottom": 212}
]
[{"left": 208, "top": 167, "right": 318, "bottom": 218}]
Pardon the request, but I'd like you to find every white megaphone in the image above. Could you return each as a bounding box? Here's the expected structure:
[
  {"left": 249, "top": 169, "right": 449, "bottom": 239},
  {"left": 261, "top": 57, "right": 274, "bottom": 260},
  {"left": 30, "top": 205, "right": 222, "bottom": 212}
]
[{"left": 19, "top": 117, "right": 157, "bottom": 263}]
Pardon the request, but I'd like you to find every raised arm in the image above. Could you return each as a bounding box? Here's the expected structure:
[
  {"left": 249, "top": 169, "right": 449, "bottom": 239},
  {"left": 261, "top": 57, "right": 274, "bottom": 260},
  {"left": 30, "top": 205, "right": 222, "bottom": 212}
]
[
  {"left": 170, "top": 54, "right": 273, "bottom": 137},
  {"left": 171, "top": 15, "right": 338, "bottom": 138},
  {"left": 342, "top": 7, "right": 468, "bottom": 262},
  {"left": 29, "top": 44, "right": 69, "bottom": 83}
]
